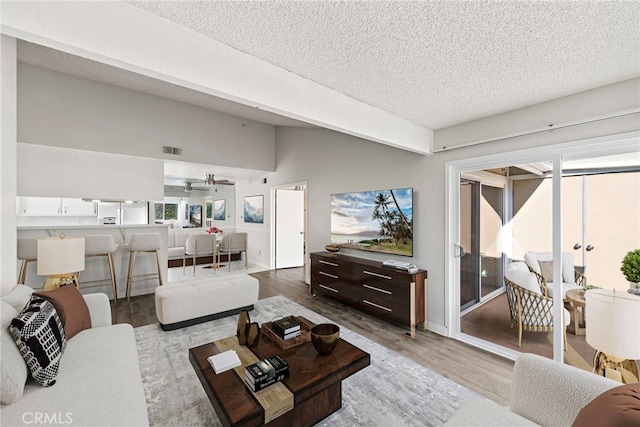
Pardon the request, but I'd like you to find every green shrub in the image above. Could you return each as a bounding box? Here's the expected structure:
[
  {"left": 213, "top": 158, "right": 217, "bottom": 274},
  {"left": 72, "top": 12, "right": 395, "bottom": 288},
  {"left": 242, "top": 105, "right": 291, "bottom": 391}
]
[{"left": 620, "top": 249, "right": 640, "bottom": 283}]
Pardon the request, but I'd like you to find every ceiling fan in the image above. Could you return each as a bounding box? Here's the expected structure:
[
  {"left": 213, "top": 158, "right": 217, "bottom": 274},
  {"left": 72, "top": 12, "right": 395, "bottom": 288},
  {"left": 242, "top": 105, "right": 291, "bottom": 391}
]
[
  {"left": 165, "top": 174, "right": 235, "bottom": 193},
  {"left": 183, "top": 173, "right": 235, "bottom": 188}
]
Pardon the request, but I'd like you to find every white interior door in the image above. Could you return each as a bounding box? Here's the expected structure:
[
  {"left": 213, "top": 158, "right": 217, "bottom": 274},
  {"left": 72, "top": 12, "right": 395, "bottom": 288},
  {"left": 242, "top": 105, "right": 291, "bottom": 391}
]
[{"left": 275, "top": 189, "right": 305, "bottom": 269}]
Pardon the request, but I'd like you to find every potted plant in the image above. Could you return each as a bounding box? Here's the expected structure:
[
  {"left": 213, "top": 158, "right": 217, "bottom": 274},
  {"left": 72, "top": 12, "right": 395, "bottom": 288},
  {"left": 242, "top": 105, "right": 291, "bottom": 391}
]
[{"left": 620, "top": 249, "right": 640, "bottom": 292}]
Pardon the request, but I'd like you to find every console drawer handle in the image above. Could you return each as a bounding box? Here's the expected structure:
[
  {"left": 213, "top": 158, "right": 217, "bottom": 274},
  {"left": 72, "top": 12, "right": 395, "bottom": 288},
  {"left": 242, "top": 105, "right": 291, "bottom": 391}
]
[
  {"left": 363, "top": 284, "right": 392, "bottom": 295},
  {"left": 319, "top": 284, "right": 339, "bottom": 293},
  {"left": 319, "top": 260, "right": 338, "bottom": 267},
  {"left": 363, "top": 299, "right": 392, "bottom": 312},
  {"left": 363, "top": 270, "right": 392, "bottom": 280},
  {"left": 319, "top": 271, "right": 338, "bottom": 279}
]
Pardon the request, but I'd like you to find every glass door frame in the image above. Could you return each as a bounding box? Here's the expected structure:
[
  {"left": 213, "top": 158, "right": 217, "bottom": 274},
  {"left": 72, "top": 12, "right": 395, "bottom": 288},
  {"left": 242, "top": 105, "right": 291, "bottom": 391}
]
[
  {"left": 459, "top": 172, "right": 508, "bottom": 315},
  {"left": 445, "top": 131, "right": 639, "bottom": 363}
]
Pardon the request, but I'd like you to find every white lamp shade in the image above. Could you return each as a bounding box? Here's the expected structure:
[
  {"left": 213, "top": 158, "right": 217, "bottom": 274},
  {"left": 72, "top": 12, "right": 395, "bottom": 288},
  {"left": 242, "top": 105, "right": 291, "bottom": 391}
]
[
  {"left": 37, "top": 237, "right": 85, "bottom": 275},
  {"left": 585, "top": 289, "right": 640, "bottom": 360}
]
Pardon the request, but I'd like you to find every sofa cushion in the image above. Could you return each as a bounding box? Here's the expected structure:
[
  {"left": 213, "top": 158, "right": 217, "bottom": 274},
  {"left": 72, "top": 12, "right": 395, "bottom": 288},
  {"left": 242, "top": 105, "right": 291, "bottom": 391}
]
[
  {"left": 34, "top": 284, "right": 91, "bottom": 339},
  {"left": 173, "top": 230, "right": 190, "bottom": 247},
  {"left": 539, "top": 260, "right": 554, "bottom": 282},
  {"left": 2, "top": 284, "right": 34, "bottom": 311},
  {"left": 167, "top": 246, "right": 186, "bottom": 259},
  {"left": 506, "top": 267, "right": 542, "bottom": 295},
  {"left": 572, "top": 383, "right": 640, "bottom": 427},
  {"left": 1, "top": 301, "right": 28, "bottom": 405},
  {"left": 9, "top": 296, "right": 66, "bottom": 386},
  {"left": 524, "top": 251, "right": 576, "bottom": 285},
  {"left": 0, "top": 327, "right": 27, "bottom": 404},
  {"left": 0, "top": 323, "right": 149, "bottom": 426}
]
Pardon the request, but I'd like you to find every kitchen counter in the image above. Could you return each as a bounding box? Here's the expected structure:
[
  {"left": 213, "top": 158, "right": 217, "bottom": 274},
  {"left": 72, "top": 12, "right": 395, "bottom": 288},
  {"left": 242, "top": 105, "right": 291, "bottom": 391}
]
[{"left": 17, "top": 225, "right": 168, "bottom": 301}]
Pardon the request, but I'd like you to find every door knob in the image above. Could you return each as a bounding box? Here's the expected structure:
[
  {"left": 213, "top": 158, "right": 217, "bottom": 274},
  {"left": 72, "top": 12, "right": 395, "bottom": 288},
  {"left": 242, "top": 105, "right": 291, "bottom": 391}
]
[
  {"left": 573, "top": 243, "right": 582, "bottom": 250},
  {"left": 586, "top": 244, "right": 594, "bottom": 252}
]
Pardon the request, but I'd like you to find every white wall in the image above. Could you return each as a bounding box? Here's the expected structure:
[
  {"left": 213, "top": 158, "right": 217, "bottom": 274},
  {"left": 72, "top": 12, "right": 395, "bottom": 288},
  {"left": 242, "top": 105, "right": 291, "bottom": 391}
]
[
  {"left": 270, "top": 127, "right": 640, "bottom": 333},
  {"left": 269, "top": 128, "right": 442, "bottom": 320},
  {"left": 234, "top": 178, "right": 272, "bottom": 269},
  {"left": 18, "top": 64, "right": 276, "bottom": 172},
  {"left": 209, "top": 184, "right": 236, "bottom": 226},
  {"left": 434, "top": 78, "right": 640, "bottom": 151},
  {"left": 18, "top": 143, "right": 164, "bottom": 201},
  {"left": 162, "top": 183, "right": 236, "bottom": 229},
  {"left": 1, "top": 35, "right": 18, "bottom": 293}
]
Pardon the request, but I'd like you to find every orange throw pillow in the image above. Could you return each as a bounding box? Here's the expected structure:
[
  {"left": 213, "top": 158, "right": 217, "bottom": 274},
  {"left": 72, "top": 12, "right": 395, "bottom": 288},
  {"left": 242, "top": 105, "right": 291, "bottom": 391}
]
[
  {"left": 34, "top": 284, "right": 91, "bottom": 339},
  {"left": 572, "top": 383, "right": 640, "bottom": 427}
]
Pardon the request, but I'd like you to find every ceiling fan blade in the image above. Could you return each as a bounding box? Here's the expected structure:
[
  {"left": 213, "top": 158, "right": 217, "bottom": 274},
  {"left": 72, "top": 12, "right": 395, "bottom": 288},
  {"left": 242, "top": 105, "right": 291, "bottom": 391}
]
[{"left": 215, "top": 180, "right": 235, "bottom": 185}]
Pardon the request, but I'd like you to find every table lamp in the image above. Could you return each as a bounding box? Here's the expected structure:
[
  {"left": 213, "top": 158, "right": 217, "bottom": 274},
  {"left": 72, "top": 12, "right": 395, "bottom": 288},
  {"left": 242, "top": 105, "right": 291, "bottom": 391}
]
[
  {"left": 37, "top": 235, "right": 85, "bottom": 291},
  {"left": 585, "top": 289, "right": 640, "bottom": 384}
]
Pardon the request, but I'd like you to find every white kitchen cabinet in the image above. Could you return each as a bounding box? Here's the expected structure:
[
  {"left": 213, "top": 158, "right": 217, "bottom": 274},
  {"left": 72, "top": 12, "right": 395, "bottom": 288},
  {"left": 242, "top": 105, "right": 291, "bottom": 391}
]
[
  {"left": 17, "top": 197, "right": 97, "bottom": 216},
  {"left": 17, "top": 197, "right": 62, "bottom": 216},
  {"left": 62, "top": 198, "right": 97, "bottom": 216}
]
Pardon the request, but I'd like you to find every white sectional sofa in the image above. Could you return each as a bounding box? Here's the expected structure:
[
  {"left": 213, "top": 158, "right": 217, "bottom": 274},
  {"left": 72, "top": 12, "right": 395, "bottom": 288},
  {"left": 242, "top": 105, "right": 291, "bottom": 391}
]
[
  {"left": 444, "top": 353, "right": 620, "bottom": 426},
  {"left": 1, "top": 285, "right": 148, "bottom": 426},
  {"left": 155, "top": 273, "right": 259, "bottom": 330},
  {"left": 167, "top": 228, "right": 202, "bottom": 261}
]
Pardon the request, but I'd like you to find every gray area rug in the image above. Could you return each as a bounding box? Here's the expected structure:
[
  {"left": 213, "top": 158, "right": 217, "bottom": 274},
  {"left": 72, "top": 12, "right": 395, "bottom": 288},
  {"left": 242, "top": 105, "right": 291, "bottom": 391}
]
[{"left": 135, "top": 296, "right": 476, "bottom": 426}]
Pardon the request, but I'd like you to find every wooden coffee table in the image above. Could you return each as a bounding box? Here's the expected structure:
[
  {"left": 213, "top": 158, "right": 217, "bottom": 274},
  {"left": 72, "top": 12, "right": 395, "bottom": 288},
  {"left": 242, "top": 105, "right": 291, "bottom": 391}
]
[{"left": 189, "top": 326, "right": 370, "bottom": 427}]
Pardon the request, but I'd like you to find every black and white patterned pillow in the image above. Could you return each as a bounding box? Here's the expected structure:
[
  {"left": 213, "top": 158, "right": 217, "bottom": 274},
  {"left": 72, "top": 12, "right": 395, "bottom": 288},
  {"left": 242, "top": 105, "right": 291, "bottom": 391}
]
[{"left": 10, "top": 295, "right": 66, "bottom": 386}]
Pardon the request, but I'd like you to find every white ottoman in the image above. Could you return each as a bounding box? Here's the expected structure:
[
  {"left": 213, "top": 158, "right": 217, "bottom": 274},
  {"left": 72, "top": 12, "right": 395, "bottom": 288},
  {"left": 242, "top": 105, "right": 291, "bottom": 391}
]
[{"left": 155, "top": 274, "right": 259, "bottom": 330}]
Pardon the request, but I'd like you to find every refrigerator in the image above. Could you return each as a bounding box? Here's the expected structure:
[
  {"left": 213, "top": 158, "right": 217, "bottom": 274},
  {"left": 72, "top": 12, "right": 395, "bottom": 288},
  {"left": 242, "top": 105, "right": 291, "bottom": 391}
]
[{"left": 98, "top": 201, "right": 149, "bottom": 225}]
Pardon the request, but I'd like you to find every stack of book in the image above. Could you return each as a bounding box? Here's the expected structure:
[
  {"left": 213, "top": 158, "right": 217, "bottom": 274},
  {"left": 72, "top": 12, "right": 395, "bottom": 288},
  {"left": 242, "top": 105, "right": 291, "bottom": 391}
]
[
  {"left": 271, "top": 317, "right": 301, "bottom": 340},
  {"left": 244, "top": 355, "right": 289, "bottom": 391}
]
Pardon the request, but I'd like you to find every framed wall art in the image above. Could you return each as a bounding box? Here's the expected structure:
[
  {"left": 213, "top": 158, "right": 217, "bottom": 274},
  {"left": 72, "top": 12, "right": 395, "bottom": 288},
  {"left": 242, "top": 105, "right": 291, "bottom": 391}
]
[
  {"left": 214, "top": 199, "right": 226, "bottom": 221},
  {"left": 243, "top": 195, "right": 264, "bottom": 224}
]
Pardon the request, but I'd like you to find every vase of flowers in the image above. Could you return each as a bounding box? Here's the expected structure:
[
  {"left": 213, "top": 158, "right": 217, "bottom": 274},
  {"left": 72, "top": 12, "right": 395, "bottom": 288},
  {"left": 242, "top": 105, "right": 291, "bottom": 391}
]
[{"left": 206, "top": 226, "right": 223, "bottom": 235}]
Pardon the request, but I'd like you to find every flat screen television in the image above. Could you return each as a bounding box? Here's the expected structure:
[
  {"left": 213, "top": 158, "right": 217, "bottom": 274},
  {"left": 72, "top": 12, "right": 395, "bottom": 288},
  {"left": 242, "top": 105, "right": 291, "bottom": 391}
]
[{"left": 330, "top": 187, "right": 413, "bottom": 257}]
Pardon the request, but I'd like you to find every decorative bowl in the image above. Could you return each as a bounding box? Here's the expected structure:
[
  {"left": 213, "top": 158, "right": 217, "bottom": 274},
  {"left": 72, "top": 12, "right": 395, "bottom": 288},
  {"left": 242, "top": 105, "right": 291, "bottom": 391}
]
[
  {"left": 325, "top": 244, "right": 340, "bottom": 253},
  {"left": 310, "top": 323, "right": 340, "bottom": 355}
]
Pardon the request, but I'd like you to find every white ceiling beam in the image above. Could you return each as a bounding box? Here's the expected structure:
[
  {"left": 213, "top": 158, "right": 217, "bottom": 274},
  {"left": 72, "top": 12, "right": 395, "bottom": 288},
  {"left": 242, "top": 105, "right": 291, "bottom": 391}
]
[
  {"left": 1, "top": 1, "right": 432, "bottom": 154},
  {"left": 514, "top": 163, "right": 546, "bottom": 176}
]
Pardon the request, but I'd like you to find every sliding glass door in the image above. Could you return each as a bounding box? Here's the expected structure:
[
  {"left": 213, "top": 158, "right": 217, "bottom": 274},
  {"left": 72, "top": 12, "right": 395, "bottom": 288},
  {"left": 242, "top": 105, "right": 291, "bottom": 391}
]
[
  {"left": 451, "top": 138, "right": 639, "bottom": 365},
  {"left": 459, "top": 177, "right": 505, "bottom": 312}
]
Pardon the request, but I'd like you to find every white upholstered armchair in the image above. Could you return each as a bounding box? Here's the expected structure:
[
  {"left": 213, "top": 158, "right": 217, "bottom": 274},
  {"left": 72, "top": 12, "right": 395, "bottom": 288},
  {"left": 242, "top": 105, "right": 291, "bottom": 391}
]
[
  {"left": 183, "top": 234, "right": 218, "bottom": 276},
  {"left": 523, "top": 251, "right": 586, "bottom": 299},
  {"left": 218, "top": 232, "right": 248, "bottom": 271}
]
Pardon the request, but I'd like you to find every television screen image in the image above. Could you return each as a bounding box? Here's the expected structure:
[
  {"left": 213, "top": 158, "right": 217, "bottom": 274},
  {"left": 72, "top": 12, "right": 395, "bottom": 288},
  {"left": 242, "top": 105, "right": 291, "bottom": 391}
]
[{"left": 330, "top": 187, "right": 413, "bottom": 257}]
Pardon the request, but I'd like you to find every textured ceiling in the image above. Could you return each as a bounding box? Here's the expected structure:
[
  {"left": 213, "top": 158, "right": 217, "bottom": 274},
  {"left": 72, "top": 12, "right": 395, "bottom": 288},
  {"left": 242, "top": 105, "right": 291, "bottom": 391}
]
[
  {"left": 14, "top": 1, "right": 640, "bottom": 181},
  {"left": 125, "top": 0, "right": 640, "bottom": 130}
]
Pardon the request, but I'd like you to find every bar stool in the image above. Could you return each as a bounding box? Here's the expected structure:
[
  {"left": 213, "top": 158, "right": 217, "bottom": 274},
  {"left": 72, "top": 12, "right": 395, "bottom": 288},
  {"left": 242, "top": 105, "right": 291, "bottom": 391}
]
[
  {"left": 17, "top": 238, "right": 39, "bottom": 285},
  {"left": 78, "top": 234, "right": 119, "bottom": 305},
  {"left": 126, "top": 233, "right": 163, "bottom": 303}
]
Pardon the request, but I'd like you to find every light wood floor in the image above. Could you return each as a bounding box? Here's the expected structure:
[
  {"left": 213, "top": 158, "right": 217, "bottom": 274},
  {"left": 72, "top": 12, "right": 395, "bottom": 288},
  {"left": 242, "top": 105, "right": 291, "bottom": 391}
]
[{"left": 113, "top": 267, "right": 514, "bottom": 406}]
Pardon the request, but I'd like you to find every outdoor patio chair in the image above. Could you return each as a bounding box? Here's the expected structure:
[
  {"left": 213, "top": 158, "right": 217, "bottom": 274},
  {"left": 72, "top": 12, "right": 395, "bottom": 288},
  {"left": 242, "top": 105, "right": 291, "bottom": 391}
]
[
  {"left": 524, "top": 251, "right": 586, "bottom": 299},
  {"left": 504, "top": 262, "right": 569, "bottom": 348}
]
